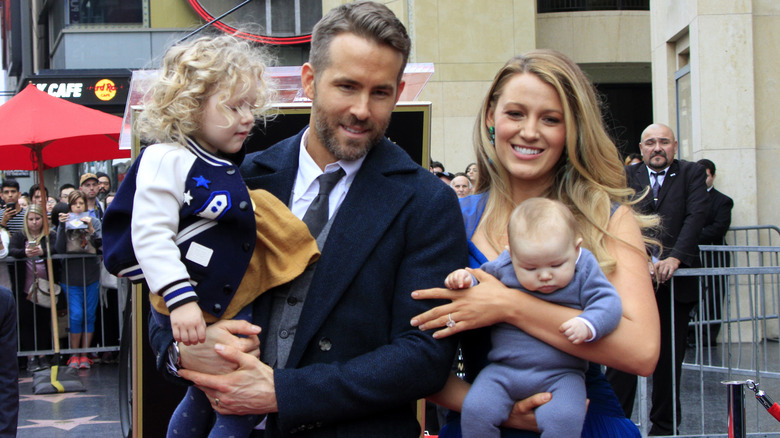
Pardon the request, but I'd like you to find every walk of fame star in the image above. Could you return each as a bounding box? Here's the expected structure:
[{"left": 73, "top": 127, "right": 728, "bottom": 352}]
[{"left": 18, "top": 415, "right": 118, "bottom": 431}]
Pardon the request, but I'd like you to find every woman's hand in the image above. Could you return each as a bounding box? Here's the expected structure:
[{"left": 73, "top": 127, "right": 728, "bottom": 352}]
[
  {"left": 501, "top": 392, "right": 552, "bottom": 432},
  {"left": 25, "top": 244, "right": 43, "bottom": 258},
  {"left": 411, "top": 268, "right": 518, "bottom": 338}
]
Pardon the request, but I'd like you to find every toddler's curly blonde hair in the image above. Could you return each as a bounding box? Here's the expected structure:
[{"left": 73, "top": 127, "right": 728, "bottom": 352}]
[{"left": 136, "top": 32, "right": 274, "bottom": 146}]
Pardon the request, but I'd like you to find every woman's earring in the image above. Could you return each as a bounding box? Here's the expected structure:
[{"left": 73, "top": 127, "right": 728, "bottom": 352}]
[{"left": 488, "top": 126, "right": 495, "bottom": 146}]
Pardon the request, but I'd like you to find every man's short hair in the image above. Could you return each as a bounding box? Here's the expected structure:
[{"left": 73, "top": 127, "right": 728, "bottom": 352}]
[
  {"left": 451, "top": 172, "right": 472, "bottom": 188},
  {"left": 28, "top": 184, "right": 41, "bottom": 198},
  {"left": 697, "top": 158, "right": 716, "bottom": 176},
  {"left": 1, "top": 179, "right": 19, "bottom": 191},
  {"left": 59, "top": 183, "right": 76, "bottom": 194},
  {"left": 309, "top": 0, "right": 411, "bottom": 84},
  {"left": 96, "top": 171, "right": 110, "bottom": 181},
  {"left": 430, "top": 161, "right": 444, "bottom": 172}
]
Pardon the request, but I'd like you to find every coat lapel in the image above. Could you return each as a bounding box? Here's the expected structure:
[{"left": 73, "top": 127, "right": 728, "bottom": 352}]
[
  {"left": 284, "top": 138, "right": 417, "bottom": 368},
  {"left": 241, "top": 132, "right": 301, "bottom": 204},
  {"left": 655, "top": 160, "right": 679, "bottom": 208},
  {"left": 631, "top": 163, "right": 654, "bottom": 212}
]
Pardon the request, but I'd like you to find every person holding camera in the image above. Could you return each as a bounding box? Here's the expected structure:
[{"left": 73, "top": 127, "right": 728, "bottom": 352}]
[
  {"left": 9, "top": 204, "right": 56, "bottom": 372},
  {"left": 56, "top": 190, "right": 102, "bottom": 369},
  {"left": 1, "top": 179, "right": 25, "bottom": 235}
]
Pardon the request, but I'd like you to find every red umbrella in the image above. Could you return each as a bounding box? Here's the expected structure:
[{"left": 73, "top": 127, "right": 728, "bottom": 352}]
[
  {"left": 0, "top": 83, "right": 129, "bottom": 392},
  {"left": 0, "top": 83, "right": 129, "bottom": 170}
]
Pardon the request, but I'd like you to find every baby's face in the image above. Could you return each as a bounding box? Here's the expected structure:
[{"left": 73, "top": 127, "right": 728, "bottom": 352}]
[{"left": 509, "top": 233, "right": 580, "bottom": 293}]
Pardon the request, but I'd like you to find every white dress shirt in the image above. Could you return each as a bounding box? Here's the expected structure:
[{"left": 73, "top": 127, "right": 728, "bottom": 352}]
[{"left": 290, "top": 128, "right": 365, "bottom": 220}]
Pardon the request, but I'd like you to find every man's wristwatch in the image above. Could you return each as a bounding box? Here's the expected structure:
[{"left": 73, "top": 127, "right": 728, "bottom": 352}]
[{"left": 167, "top": 341, "right": 182, "bottom": 377}]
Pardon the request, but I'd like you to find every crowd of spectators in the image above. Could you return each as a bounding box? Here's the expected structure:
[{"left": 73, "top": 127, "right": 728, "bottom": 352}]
[
  {"left": 0, "top": 172, "right": 120, "bottom": 374},
  {"left": 429, "top": 160, "right": 479, "bottom": 198}
]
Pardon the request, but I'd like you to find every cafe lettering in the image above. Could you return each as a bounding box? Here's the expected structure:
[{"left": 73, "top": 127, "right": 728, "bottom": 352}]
[{"left": 28, "top": 76, "right": 129, "bottom": 107}]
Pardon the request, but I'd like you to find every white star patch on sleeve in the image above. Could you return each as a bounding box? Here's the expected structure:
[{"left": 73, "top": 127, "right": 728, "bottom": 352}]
[{"left": 182, "top": 190, "right": 193, "bottom": 205}]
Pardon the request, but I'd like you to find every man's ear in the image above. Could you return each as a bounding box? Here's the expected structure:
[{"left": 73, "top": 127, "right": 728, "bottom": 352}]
[
  {"left": 394, "top": 80, "right": 406, "bottom": 104},
  {"left": 301, "top": 63, "right": 316, "bottom": 100}
]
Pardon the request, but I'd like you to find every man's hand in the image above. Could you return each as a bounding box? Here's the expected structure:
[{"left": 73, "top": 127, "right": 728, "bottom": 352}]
[
  {"left": 1, "top": 206, "right": 16, "bottom": 227},
  {"left": 179, "top": 342, "right": 278, "bottom": 416},
  {"left": 654, "top": 257, "right": 681, "bottom": 283},
  {"left": 178, "top": 319, "right": 261, "bottom": 376}
]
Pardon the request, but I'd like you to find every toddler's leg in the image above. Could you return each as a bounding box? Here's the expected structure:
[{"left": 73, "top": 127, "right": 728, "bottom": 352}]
[
  {"left": 167, "top": 386, "right": 214, "bottom": 438},
  {"left": 461, "top": 366, "right": 517, "bottom": 438},
  {"left": 534, "top": 373, "right": 587, "bottom": 438},
  {"left": 209, "top": 413, "right": 259, "bottom": 438}
]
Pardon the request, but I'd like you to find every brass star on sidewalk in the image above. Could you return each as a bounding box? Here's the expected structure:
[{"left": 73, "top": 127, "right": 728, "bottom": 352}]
[
  {"left": 20, "top": 392, "right": 101, "bottom": 404},
  {"left": 18, "top": 415, "right": 118, "bottom": 431}
]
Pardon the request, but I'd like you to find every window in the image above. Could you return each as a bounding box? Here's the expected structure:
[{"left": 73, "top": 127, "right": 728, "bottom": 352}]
[
  {"left": 537, "top": 0, "right": 649, "bottom": 13},
  {"left": 69, "top": 0, "right": 144, "bottom": 25},
  {"left": 191, "top": 0, "right": 321, "bottom": 37}
]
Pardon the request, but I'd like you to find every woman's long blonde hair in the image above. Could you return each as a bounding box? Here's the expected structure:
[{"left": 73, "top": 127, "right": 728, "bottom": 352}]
[
  {"left": 23, "top": 204, "right": 46, "bottom": 245},
  {"left": 473, "top": 50, "right": 656, "bottom": 273}
]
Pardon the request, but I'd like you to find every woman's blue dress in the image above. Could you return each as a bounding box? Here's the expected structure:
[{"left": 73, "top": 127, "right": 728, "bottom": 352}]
[{"left": 439, "top": 193, "right": 640, "bottom": 438}]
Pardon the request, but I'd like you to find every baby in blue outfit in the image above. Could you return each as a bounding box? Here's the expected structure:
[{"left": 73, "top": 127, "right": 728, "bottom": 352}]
[{"left": 446, "top": 198, "right": 622, "bottom": 438}]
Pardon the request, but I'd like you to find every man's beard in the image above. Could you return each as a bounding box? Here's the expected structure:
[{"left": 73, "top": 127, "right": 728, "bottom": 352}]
[
  {"left": 648, "top": 152, "right": 669, "bottom": 171},
  {"left": 311, "top": 98, "right": 389, "bottom": 162}
]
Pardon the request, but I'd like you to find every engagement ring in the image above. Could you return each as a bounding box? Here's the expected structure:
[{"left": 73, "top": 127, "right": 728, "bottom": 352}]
[{"left": 446, "top": 313, "right": 456, "bottom": 328}]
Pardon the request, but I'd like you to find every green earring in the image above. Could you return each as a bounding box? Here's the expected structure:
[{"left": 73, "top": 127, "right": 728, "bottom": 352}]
[{"left": 488, "top": 126, "right": 495, "bottom": 145}]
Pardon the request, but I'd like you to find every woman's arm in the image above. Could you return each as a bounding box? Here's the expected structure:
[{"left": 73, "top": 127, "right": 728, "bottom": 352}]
[{"left": 412, "top": 206, "right": 660, "bottom": 376}]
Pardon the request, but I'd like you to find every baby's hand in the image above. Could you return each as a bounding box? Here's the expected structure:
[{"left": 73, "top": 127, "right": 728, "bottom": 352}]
[
  {"left": 444, "top": 269, "right": 473, "bottom": 290},
  {"left": 170, "top": 302, "right": 207, "bottom": 346},
  {"left": 559, "top": 318, "right": 592, "bottom": 344}
]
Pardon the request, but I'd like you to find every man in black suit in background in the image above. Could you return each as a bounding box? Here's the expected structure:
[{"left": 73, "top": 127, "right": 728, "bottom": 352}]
[
  {"left": 691, "top": 158, "right": 734, "bottom": 346},
  {"left": 607, "top": 123, "right": 709, "bottom": 436}
]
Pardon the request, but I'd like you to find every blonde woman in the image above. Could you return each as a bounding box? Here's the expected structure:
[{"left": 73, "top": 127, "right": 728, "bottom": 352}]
[
  {"left": 412, "top": 50, "right": 660, "bottom": 437},
  {"left": 9, "top": 205, "right": 56, "bottom": 372}
]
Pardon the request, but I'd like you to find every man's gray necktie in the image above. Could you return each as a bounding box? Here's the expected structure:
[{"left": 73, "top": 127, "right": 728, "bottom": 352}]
[
  {"left": 302, "top": 168, "right": 346, "bottom": 237},
  {"left": 652, "top": 170, "right": 665, "bottom": 204}
]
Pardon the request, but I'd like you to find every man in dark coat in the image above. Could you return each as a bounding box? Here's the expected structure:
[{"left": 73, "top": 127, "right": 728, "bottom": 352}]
[
  {"left": 692, "top": 158, "right": 734, "bottom": 345},
  {"left": 148, "top": 2, "right": 466, "bottom": 437},
  {"left": 607, "top": 123, "right": 709, "bottom": 436}
]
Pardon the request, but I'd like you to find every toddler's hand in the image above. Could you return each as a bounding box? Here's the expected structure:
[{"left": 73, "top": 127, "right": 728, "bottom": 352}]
[
  {"left": 444, "top": 269, "right": 473, "bottom": 290},
  {"left": 171, "top": 302, "right": 207, "bottom": 346},
  {"left": 559, "top": 318, "right": 592, "bottom": 344}
]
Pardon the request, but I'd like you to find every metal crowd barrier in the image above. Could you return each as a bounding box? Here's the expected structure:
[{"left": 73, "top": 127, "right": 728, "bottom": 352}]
[
  {"left": 3, "top": 253, "right": 127, "bottom": 359},
  {"left": 630, "top": 226, "right": 780, "bottom": 437}
]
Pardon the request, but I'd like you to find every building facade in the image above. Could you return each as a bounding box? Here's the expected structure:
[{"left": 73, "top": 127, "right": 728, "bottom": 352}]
[{"left": 3, "top": 0, "right": 777, "bottom": 229}]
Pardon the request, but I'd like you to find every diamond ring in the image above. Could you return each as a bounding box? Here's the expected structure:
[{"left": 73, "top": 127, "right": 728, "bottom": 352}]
[{"left": 446, "top": 313, "right": 456, "bottom": 328}]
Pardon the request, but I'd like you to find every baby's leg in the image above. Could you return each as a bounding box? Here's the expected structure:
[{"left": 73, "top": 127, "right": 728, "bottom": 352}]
[
  {"left": 535, "top": 373, "right": 587, "bottom": 438},
  {"left": 461, "top": 364, "right": 519, "bottom": 438},
  {"left": 167, "top": 386, "right": 214, "bottom": 438},
  {"left": 209, "top": 413, "right": 260, "bottom": 438}
]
